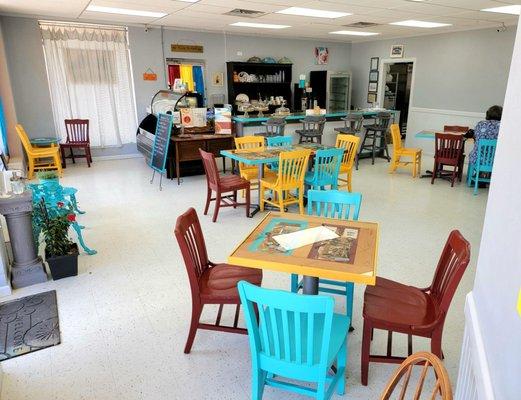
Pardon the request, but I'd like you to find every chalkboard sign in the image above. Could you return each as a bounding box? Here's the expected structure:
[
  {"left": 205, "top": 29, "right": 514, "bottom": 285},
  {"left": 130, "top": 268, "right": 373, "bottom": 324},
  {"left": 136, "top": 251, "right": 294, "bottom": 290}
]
[{"left": 150, "top": 113, "right": 173, "bottom": 173}]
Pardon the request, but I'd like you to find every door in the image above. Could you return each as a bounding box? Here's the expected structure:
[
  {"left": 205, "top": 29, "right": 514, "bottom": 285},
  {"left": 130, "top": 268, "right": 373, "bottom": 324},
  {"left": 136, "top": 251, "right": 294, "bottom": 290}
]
[{"left": 328, "top": 73, "right": 352, "bottom": 111}]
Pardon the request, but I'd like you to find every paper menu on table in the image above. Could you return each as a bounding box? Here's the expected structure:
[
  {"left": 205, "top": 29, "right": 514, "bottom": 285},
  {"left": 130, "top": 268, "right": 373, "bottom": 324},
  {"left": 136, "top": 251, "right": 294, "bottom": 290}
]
[{"left": 273, "top": 226, "right": 339, "bottom": 251}]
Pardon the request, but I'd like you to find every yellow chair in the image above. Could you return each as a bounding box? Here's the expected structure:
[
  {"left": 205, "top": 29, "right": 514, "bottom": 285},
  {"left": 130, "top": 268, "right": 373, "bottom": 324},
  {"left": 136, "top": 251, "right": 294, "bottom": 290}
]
[
  {"left": 260, "top": 149, "right": 311, "bottom": 214},
  {"left": 389, "top": 124, "right": 422, "bottom": 178},
  {"left": 234, "top": 137, "right": 275, "bottom": 190},
  {"left": 16, "top": 124, "right": 62, "bottom": 179},
  {"left": 336, "top": 134, "right": 360, "bottom": 192}
]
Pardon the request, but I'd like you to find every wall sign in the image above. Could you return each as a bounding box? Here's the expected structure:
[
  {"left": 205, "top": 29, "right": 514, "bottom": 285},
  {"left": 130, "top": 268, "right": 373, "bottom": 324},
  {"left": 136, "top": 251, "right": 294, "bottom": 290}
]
[
  {"left": 390, "top": 44, "right": 405, "bottom": 58},
  {"left": 143, "top": 68, "right": 157, "bottom": 81},
  {"left": 171, "top": 44, "right": 204, "bottom": 53},
  {"left": 150, "top": 113, "right": 173, "bottom": 173}
]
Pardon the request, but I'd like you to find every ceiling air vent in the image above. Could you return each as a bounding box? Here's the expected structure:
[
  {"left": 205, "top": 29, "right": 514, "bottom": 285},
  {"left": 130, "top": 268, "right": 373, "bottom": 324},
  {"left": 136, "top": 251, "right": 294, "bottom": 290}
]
[
  {"left": 343, "top": 22, "right": 379, "bottom": 28},
  {"left": 224, "top": 9, "right": 267, "bottom": 18}
]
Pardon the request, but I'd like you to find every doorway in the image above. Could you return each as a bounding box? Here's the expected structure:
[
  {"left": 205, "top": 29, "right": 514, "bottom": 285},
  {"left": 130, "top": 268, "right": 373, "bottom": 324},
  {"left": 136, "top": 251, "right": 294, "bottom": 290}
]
[{"left": 377, "top": 58, "right": 416, "bottom": 138}]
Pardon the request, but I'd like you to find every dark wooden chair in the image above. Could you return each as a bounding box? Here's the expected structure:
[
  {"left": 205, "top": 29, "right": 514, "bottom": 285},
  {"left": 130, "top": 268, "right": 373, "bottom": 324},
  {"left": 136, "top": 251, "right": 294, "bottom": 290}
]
[
  {"left": 199, "top": 149, "right": 251, "bottom": 222},
  {"left": 361, "top": 230, "right": 471, "bottom": 386},
  {"left": 175, "top": 208, "right": 263, "bottom": 354},
  {"left": 431, "top": 133, "right": 464, "bottom": 187},
  {"left": 357, "top": 112, "right": 392, "bottom": 167},
  {"left": 334, "top": 113, "right": 364, "bottom": 135},
  {"left": 443, "top": 125, "right": 469, "bottom": 180},
  {"left": 61, "top": 119, "right": 92, "bottom": 168},
  {"left": 296, "top": 116, "right": 326, "bottom": 144}
]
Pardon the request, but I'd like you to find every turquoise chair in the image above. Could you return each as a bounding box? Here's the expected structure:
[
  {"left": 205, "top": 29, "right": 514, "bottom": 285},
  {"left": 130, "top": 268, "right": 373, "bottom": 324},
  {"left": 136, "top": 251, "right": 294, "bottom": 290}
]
[
  {"left": 238, "top": 281, "right": 349, "bottom": 400},
  {"left": 304, "top": 148, "right": 343, "bottom": 191},
  {"left": 467, "top": 139, "right": 497, "bottom": 195},
  {"left": 266, "top": 136, "right": 292, "bottom": 171},
  {"left": 291, "top": 190, "right": 362, "bottom": 328}
]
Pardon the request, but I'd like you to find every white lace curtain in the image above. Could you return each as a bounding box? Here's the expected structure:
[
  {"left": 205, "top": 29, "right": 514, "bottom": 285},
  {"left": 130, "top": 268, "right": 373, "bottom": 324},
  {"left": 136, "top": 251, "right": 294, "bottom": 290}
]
[{"left": 40, "top": 23, "right": 136, "bottom": 147}]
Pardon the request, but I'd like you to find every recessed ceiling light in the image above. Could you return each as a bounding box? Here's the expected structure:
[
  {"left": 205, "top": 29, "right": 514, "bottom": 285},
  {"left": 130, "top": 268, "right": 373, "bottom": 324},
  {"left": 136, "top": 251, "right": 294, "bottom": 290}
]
[
  {"left": 390, "top": 20, "right": 452, "bottom": 28},
  {"left": 230, "top": 22, "right": 290, "bottom": 29},
  {"left": 481, "top": 5, "right": 521, "bottom": 15},
  {"left": 86, "top": 5, "right": 167, "bottom": 18},
  {"left": 330, "top": 30, "right": 379, "bottom": 36},
  {"left": 276, "top": 7, "right": 351, "bottom": 19}
]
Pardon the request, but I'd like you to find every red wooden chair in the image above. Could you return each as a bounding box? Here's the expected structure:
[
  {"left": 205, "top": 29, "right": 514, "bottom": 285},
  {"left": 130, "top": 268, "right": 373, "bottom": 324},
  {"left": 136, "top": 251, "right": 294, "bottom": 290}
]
[
  {"left": 361, "top": 230, "right": 471, "bottom": 386},
  {"left": 443, "top": 126, "right": 469, "bottom": 179},
  {"left": 199, "top": 149, "right": 251, "bottom": 222},
  {"left": 61, "top": 119, "right": 92, "bottom": 168},
  {"left": 431, "top": 133, "right": 464, "bottom": 187},
  {"left": 174, "top": 207, "right": 262, "bottom": 353}
]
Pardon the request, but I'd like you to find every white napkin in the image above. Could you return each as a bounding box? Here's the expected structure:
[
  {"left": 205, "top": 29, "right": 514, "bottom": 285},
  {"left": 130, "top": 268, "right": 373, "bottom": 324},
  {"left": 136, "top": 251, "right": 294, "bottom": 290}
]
[{"left": 273, "top": 226, "right": 339, "bottom": 251}]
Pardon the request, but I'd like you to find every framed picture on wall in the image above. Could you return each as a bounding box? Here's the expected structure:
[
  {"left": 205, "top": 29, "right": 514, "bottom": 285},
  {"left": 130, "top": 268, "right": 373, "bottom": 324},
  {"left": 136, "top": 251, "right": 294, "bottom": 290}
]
[
  {"left": 212, "top": 72, "right": 224, "bottom": 86},
  {"left": 368, "top": 82, "right": 378, "bottom": 92},
  {"left": 390, "top": 44, "right": 404, "bottom": 58},
  {"left": 369, "top": 71, "right": 379, "bottom": 82},
  {"left": 367, "top": 93, "right": 377, "bottom": 103},
  {"left": 314, "top": 47, "right": 329, "bottom": 65},
  {"left": 370, "top": 57, "right": 379, "bottom": 71}
]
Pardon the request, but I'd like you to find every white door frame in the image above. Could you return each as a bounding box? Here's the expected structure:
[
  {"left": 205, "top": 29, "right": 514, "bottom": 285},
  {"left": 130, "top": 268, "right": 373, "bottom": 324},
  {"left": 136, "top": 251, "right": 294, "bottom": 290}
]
[{"left": 378, "top": 57, "right": 417, "bottom": 125}]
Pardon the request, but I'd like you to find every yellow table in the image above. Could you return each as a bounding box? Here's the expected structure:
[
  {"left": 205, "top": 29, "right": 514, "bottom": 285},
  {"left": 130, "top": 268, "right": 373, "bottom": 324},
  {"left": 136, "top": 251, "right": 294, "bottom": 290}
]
[{"left": 228, "top": 212, "right": 379, "bottom": 294}]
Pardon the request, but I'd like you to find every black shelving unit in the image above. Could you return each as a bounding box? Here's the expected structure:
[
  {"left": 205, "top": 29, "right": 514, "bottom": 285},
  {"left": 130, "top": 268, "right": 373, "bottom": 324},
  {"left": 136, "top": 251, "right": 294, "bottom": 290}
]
[{"left": 226, "top": 62, "right": 293, "bottom": 114}]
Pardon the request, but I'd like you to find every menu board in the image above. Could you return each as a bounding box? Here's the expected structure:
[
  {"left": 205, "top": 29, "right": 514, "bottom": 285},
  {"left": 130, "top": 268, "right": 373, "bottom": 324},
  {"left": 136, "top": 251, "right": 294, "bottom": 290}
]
[{"left": 150, "top": 113, "right": 173, "bottom": 173}]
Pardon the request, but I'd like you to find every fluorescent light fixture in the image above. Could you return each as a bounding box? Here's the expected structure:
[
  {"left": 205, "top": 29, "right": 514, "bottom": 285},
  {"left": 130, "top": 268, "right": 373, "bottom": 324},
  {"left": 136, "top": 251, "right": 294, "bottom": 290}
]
[
  {"left": 230, "top": 22, "right": 290, "bottom": 29},
  {"left": 177, "top": 0, "right": 200, "bottom": 2},
  {"left": 330, "top": 30, "right": 379, "bottom": 36},
  {"left": 481, "top": 5, "right": 521, "bottom": 15},
  {"left": 276, "top": 7, "right": 351, "bottom": 19},
  {"left": 86, "top": 5, "right": 167, "bottom": 18},
  {"left": 390, "top": 20, "right": 451, "bottom": 28}
]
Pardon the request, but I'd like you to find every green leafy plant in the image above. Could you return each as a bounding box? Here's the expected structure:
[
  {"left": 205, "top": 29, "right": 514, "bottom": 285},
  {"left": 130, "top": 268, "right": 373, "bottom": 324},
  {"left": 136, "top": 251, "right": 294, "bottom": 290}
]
[
  {"left": 39, "top": 200, "right": 76, "bottom": 257},
  {"left": 36, "top": 171, "right": 59, "bottom": 180}
]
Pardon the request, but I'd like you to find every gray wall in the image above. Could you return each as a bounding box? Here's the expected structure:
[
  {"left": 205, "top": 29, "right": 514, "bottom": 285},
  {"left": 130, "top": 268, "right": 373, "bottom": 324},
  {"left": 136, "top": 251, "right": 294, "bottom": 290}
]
[{"left": 350, "top": 28, "right": 516, "bottom": 112}]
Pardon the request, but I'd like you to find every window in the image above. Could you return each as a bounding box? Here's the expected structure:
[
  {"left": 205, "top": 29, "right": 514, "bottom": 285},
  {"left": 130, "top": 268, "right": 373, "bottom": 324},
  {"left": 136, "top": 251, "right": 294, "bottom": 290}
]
[{"left": 40, "top": 21, "right": 137, "bottom": 147}]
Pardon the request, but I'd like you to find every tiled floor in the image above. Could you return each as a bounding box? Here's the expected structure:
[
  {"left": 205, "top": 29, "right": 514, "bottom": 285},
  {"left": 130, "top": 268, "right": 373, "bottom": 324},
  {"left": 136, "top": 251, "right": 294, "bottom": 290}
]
[{"left": 0, "top": 156, "right": 487, "bottom": 399}]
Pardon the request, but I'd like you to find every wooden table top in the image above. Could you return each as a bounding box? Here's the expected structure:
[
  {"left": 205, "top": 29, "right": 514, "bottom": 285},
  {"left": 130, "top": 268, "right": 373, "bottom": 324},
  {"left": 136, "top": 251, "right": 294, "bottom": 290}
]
[{"left": 228, "top": 212, "right": 379, "bottom": 285}]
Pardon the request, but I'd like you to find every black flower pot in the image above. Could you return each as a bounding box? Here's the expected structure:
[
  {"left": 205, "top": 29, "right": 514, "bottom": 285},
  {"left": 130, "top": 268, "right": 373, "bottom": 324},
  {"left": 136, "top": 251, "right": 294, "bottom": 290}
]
[{"left": 45, "top": 243, "right": 79, "bottom": 280}]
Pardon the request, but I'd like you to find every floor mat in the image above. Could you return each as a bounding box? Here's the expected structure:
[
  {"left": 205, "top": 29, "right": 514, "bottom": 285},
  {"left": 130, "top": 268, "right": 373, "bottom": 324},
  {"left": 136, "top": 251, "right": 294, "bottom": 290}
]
[{"left": 0, "top": 290, "right": 60, "bottom": 360}]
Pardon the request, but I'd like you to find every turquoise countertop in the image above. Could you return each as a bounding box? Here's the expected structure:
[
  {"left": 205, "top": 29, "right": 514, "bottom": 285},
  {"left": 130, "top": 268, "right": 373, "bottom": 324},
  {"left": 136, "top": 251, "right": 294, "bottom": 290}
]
[{"left": 232, "top": 109, "right": 397, "bottom": 124}]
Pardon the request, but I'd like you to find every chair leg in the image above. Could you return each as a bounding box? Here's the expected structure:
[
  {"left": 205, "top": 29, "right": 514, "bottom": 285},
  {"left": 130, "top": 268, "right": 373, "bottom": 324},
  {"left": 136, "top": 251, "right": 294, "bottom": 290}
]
[
  {"left": 361, "top": 320, "right": 371, "bottom": 386},
  {"left": 28, "top": 158, "right": 35, "bottom": 179},
  {"left": 60, "top": 146, "right": 66, "bottom": 168},
  {"left": 431, "top": 329, "right": 443, "bottom": 359},
  {"left": 347, "top": 170, "right": 353, "bottom": 193},
  {"left": 298, "top": 188, "right": 305, "bottom": 215},
  {"left": 431, "top": 162, "right": 438, "bottom": 184},
  {"left": 88, "top": 146, "right": 93, "bottom": 163},
  {"left": 316, "top": 380, "right": 327, "bottom": 400},
  {"left": 70, "top": 147, "right": 75, "bottom": 163},
  {"left": 278, "top": 190, "right": 285, "bottom": 213},
  {"left": 233, "top": 191, "right": 237, "bottom": 208},
  {"left": 371, "top": 134, "right": 376, "bottom": 165},
  {"left": 54, "top": 154, "right": 63, "bottom": 176},
  {"left": 252, "top": 368, "right": 266, "bottom": 400},
  {"left": 245, "top": 186, "right": 251, "bottom": 217},
  {"left": 345, "top": 283, "right": 354, "bottom": 329},
  {"left": 290, "top": 274, "right": 299, "bottom": 293},
  {"left": 451, "top": 167, "right": 457, "bottom": 187},
  {"left": 382, "top": 133, "right": 391, "bottom": 161},
  {"left": 85, "top": 146, "right": 91, "bottom": 167},
  {"left": 184, "top": 303, "right": 202, "bottom": 354},
  {"left": 212, "top": 191, "right": 221, "bottom": 222},
  {"left": 474, "top": 169, "right": 479, "bottom": 195},
  {"left": 259, "top": 183, "right": 265, "bottom": 212},
  {"left": 335, "top": 339, "right": 347, "bottom": 395},
  {"left": 204, "top": 188, "right": 211, "bottom": 215}
]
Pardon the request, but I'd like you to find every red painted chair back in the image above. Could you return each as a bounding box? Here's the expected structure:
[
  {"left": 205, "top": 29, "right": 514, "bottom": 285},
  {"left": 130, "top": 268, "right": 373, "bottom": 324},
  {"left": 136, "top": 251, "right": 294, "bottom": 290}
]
[
  {"left": 65, "top": 119, "right": 89, "bottom": 143},
  {"left": 443, "top": 125, "right": 469, "bottom": 133},
  {"left": 199, "top": 149, "right": 221, "bottom": 191},
  {"left": 434, "top": 133, "right": 464, "bottom": 166},
  {"left": 174, "top": 208, "right": 210, "bottom": 297},
  {"left": 429, "top": 230, "right": 471, "bottom": 319}
]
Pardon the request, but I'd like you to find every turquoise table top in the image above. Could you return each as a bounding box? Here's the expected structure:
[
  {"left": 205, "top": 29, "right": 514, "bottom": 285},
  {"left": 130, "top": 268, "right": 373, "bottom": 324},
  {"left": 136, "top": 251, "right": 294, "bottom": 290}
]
[
  {"left": 30, "top": 137, "right": 59, "bottom": 145},
  {"left": 232, "top": 109, "right": 397, "bottom": 124},
  {"left": 415, "top": 130, "right": 436, "bottom": 139}
]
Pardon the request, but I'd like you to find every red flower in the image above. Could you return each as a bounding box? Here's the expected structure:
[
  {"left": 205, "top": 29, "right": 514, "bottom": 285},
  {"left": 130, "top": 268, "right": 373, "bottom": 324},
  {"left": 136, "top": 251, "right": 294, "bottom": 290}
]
[
  {"left": 66, "top": 214, "right": 76, "bottom": 222},
  {"left": 57, "top": 202, "right": 64, "bottom": 208}
]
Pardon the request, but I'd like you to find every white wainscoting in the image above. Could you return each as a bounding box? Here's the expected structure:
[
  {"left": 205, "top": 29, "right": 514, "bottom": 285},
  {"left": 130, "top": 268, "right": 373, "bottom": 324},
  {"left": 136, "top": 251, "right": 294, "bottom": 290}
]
[
  {"left": 405, "top": 107, "right": 485, "bottom": 156},
  {"left": 455, "top": 292, "right": 495, "bottom": 400}
]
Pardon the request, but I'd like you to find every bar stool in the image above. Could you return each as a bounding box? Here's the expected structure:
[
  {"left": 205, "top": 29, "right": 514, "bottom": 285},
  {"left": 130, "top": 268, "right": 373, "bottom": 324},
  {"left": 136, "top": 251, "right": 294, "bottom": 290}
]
[
  {"left": 296, "top": 116, "right": 326, "bottom": 144},
  {"left": 357, "top": 112, "right": 391, "bottom": 167},
  {"left": 334, "top": 113, "right": 364, "bottom": 135},
  {"left": 254, "top": 117, "right": 286, "bottom": 137}
]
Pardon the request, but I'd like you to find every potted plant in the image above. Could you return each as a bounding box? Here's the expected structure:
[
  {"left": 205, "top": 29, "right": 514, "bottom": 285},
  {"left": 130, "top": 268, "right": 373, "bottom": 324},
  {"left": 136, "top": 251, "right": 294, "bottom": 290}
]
[
  {"left": 39, "top": 200, "right": 79, "bottom": 280},
  {"left": 37, "top": 170, "right": 59, "bottom": 185}
]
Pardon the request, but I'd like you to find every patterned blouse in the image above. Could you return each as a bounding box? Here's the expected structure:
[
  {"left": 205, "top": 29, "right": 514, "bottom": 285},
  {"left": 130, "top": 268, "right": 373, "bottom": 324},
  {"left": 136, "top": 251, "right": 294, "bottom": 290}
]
[{"left": 469, "top": 120, "right": 501, "bottom": 164}]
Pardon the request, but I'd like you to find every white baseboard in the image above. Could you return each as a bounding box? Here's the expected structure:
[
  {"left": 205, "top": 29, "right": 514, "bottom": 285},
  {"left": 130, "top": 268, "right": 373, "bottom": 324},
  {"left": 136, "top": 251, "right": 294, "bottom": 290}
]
[
  {"left": 0, "top": 284, "right": 11, "bottom": 297},
  {"left": 92, "top": 153, "right": 143, "bottom": 162},
  {"left": 455, "top": 292, "right": 495, "bottom": 400}
]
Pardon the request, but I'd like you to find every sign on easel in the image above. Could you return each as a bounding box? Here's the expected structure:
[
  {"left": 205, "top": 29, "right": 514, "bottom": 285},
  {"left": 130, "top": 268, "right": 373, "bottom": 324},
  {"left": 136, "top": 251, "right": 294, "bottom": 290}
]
[{"left": 150, "top": 113, "right": 173, "bottom": 190}]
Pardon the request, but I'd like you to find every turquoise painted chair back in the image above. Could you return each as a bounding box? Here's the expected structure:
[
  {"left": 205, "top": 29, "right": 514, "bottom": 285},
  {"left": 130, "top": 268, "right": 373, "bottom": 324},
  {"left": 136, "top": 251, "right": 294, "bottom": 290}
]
[
  {"left": 305, "top": 148, "right": 343, "bottom": 189},
  {"left": 238, "top": 281, "right": 348, "bottom": 399},
  {"left": 307, "top": 190, "right": 361, "bottom": 221},
  {"left": 266, "top": 136, "right": 292, "bottom": 147},
  {"left": 476, "top": 139, "right": 497, "bottom": 173}
]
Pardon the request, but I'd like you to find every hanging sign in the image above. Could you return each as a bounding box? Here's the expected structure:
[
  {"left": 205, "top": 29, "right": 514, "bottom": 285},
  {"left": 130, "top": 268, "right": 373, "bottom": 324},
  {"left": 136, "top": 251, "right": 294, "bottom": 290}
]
[
  {"left": 171, "top": 44, "right": 204, "bottom": 53},
  {"left": 150, "top": 113, "right": 173, "bottom": 173},
  {"left": 143, "top": 68, "right": 157, "bottom": 81}
]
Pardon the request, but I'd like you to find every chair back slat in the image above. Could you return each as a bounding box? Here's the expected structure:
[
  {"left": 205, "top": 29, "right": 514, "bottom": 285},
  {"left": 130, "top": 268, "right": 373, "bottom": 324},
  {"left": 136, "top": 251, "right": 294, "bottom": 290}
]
[
  {"left": 238, "top": 281, "right": 334, "bottom": 369},
  {"left": 199, "top": 149, "right": 221, "bottom": 189},
  {"left": 372, "top": 112, "right": 392, "bottom": 130},
  {"left": 434, "top": 133, "right": 464, "bottom": 164},
  {"left": 443, "top": 125, "right": 468, "bottom": 133},
  {"left": 390, "top": 124, "right": 403, "bottom": 152},
  {"left": 429, "top": 230, "right": 470, "bottom": 315},
  {"left": 310, "top": 148, "right": 343, "bottom": 188},
  {"left": 266, "top": 136, "right": 291, "bottom": 148},
  {"left": 277, "top": 149, "right": 311, "bottom": 189},
  {"left": 341, "top": 114, "right": 364, "bottom": 133},
  {"left": 264, "top": 118, "right": 286, "bottom": 136},
  {"left": 307, "top": 190, "right": 362, "bottom": 221},
  {"left": 174, "top": 208, "right": 211, "bottom": 297},
  {"left": 302, "top": 116, "right": 326, "bottom": 134},
  {"left": 64, "top": 119, "right": 89, "bottom": 143},
  {"left": 336, "top": 134, "right": 360, "bottom": 169},
  {"left": 380, "top": 352, "right": 453, "bottom": 400},
  {"left": 476, "top": 139, "right": 497, "bottom": 171},
  {"left": 234, "top": 136, "right": 265, "bottom": 171}
]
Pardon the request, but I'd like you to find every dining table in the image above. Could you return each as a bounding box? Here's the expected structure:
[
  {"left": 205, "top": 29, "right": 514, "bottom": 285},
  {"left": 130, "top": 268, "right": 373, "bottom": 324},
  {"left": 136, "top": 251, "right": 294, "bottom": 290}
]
[
  {"left": 228, "top": 211, "right": 379, "bottom": 296},
  {"left": 221, "top": 143, "right": 336, "bottom": 216}
]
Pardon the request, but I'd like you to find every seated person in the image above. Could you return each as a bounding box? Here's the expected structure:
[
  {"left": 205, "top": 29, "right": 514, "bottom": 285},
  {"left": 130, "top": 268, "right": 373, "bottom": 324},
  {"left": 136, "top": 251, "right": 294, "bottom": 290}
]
[{"left": 465, "top": 105, "right": 502, "bottom": 165}]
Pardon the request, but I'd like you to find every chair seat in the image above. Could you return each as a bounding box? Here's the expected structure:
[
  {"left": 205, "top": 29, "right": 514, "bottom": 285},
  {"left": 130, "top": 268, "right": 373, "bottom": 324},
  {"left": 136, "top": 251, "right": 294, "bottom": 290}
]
[
  {"left": 29, "top": 148, "right": 60, "bottom": 156},
  {"left": 259, "top": 174, "right": 278, "bottom": 189},
  {"left": 304, "top": 171, "right": 335, "bottom": 187},
  {"left": 296, "top": 130, "right": 321, "bottom": 137},
  {"left": 397, "top": 148, "right": 421, "bottom": 156},
  {"left": 219, "top": 175, "right": 250, "bottom": 191},
  {"left": 61, "top": 142, "right": 89, "bottom": 147},
  {"left": 261, "top": 311, "right": 349, "bottom": 365},
  {"left": 334, "top": 127, "right": 357, "bottom": 134},
  {"left": 363, "top": 277, "right": 438, "bottom": 331},
  {"left": 241, "top": 167, "right": 276, "bottom": 181},
  {"left": 200, "top": 263, "right": 262, "bottom": 302}
]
